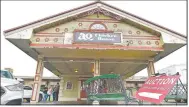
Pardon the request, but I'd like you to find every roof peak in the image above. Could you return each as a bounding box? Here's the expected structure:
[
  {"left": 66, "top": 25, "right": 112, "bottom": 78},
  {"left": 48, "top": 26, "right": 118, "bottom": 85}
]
[{"left": 4, "top": 1, "right": 185, "bottom": 38}]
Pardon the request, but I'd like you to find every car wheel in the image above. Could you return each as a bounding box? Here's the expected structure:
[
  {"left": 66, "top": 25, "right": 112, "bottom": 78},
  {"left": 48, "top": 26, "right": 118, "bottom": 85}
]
[
  {"left": 175, "top": 99, "right": 181, "bottom": 103},
  {"left": 26, "top": 98, "right": 30, "bottom": 103},
  {"left": 38, "top": 94, "right": 43, "bottom": 102},
  {"left": 183, "top": 99, "right": 187, "bottom": 103},
  {"left": 164, "top": 99, "right": 168, "bottom": 102}
]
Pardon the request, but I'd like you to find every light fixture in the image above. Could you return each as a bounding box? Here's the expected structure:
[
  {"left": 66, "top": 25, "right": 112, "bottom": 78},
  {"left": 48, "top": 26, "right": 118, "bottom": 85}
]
[
  {"left": 74, "top": 69, "right": 78, "bottom": 73},
  {"left": 69, "top": 60, "right": 73, "bottom": 61}
]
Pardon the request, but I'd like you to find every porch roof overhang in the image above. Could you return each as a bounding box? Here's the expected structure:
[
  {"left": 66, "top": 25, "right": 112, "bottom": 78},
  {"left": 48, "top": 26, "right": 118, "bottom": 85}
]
[{"left": 4, "top": 1, "right": 186, "bottom": 78}]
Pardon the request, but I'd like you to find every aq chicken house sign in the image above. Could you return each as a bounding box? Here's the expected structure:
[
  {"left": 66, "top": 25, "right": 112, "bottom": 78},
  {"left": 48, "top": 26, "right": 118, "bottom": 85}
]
[
  {"left": 73, "top": 31, "right": 122, "bottom": 44},
  {"left": 135, "top": 74, "right": 180, "bottom": 104}
]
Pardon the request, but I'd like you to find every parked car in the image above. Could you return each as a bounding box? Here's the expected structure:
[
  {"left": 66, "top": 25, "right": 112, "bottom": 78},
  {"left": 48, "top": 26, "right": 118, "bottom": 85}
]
[
  {"left": 23, "top": 85, "right": 44, "bottom": 102},
  {"left": 1, "top": 70, "right": 24, "bottom": 105}
]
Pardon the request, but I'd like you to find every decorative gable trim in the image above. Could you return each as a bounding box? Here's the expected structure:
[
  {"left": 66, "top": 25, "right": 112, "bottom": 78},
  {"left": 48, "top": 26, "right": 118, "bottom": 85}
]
[{"left": 4, "top": 1, "right": 186, "bottom": 43}]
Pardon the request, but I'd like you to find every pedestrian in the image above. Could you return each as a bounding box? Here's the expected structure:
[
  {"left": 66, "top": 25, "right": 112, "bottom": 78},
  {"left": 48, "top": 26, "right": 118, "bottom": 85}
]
[
  {"left": 43, "top": 85, "right": 48, "bottom": 101},
  {"left": 47, "top": 86, "right": 53, "bottom": 101},
  {"left": 54, "top": 82, "right": 60, "bottom": 101},
  {"left": 52, "top": 86, "right": 56, "bottom": 101}
]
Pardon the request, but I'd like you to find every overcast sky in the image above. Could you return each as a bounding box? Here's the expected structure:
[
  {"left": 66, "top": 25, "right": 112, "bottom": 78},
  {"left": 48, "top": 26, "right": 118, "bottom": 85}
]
[{"left": 1, "top": 1, "right": 186, "bottom": 77}]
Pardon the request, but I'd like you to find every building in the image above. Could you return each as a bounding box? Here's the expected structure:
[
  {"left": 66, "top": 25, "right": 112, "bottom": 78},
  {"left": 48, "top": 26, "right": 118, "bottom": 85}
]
[
  {"left": 125, "top": 76, "right": 147, "bottom": 88},
  {"left": 3, "top": 1, "right": 186, "bottom": 104},
  {"left": 15, "top": 76, "right": 60, "bottom": 88}
]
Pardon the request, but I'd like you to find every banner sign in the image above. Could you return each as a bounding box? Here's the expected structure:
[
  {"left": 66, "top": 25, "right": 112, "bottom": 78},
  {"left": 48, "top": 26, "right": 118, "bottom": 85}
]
[
  {"left": 73, "top": 32, "right": 122, "bottom": 44},
  {"left": 135, "top": 75, "right": 180, "bottom": 104}
]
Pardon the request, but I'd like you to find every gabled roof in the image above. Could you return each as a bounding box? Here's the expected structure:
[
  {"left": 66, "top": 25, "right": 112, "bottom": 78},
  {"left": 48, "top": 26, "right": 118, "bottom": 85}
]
[
  {"left": 3, "top": 1, "right": 186, "bottom": 77},
  {"left": 4, "top": 1, "right": 186, "bottom": 39}
]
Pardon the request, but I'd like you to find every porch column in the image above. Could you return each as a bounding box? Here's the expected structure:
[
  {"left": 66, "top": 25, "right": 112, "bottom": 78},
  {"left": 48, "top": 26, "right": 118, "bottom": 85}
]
[
  {"left": 94, "top": 59, "right": 100, "bottom": 77},
  {"left": 77, "top": 80, "right": 81, "bottom": 101},
  {"left": 58, "top": 75, "right": 64, "bottom": 101},
  {"left": 30, "top": 55, "right": 44, "bottom": 104},
  {"left": 147, "top": 60, "right": 155, "bottom": 77},
  {"left": 92, "top": 60, "right": 101, "bottom": 105}
]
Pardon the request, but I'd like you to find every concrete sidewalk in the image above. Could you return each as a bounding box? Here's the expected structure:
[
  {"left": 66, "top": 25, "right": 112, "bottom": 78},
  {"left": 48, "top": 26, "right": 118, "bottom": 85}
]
[{"left": 23, "top": 100, "right": 187, "bottom": 105}]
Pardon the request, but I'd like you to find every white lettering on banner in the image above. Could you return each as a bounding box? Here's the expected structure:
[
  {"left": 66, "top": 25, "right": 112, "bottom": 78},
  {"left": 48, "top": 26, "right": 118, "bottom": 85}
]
[
  {"left": 77, "top": 32, "right": 119, "bottom": 41},
  {"left": 145, "top": 78, "right": 177, "bottom": 85},
  {"left": 138, "top": 92, "right": 162, "bottom": 99},
  {"left": 98, "top": 37, "right": 114, "bottom": 41},
  {"left": 78, "top": 33, "right": 94, "bottom": 41}
]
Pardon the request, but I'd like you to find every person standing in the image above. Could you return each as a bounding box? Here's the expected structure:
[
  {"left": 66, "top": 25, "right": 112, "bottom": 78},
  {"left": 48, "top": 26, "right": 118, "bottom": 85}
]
[
  {"left": 47, "top": 86, "right": 53, "bottom": 101},
  {"left": 52, "top": 86, "right": 56, "bottom": 101},
  {"left": 43, "top": 85, "right": 48, "bottom": 101},
  {"left": 54, "top": 83, "right": 60, "bottom": 101}
]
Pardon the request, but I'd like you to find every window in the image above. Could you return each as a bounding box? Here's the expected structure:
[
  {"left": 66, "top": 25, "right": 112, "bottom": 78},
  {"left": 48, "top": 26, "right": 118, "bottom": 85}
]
[
  {"left": 1, "top": 70, "right": 14, "bottom": 79},
  {"left": 65, "top": 81, "right": 73, "bottom": 90},
  {"left": 24, "top": 86, "right": 32, "bottom": 90},
  {"left": 90, "top": 23, "right": 106, "bottom": 30}
]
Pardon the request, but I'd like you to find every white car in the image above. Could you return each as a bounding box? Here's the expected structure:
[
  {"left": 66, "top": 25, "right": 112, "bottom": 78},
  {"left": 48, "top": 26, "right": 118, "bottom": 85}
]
[
  {"left": 23, "top": 85, "right": 44, "bottom": 102},
  {"left": 1, "top": 70, "right": 24, "bottom": 105}
]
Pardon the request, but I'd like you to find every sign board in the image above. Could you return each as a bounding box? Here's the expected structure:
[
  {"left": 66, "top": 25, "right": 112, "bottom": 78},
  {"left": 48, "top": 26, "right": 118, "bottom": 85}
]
[
  {"left": 135, "top": 75, "right": 180, "bottom": 104},
  {"left": 73, "top": 31, "right": 122, "bottom": 44}
]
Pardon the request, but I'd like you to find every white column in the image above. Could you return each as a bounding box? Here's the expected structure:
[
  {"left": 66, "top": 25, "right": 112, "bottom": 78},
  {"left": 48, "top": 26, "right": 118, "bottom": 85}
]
[
  {"left": 93, "top": 60, "right": 100, "bottom": 105},
  {"left": 147, "top": 60, "right": 155, "bottom": 77},
  {"left": 58, "top": 75, "right": 64, "bottom": 101},
  {"left": 94, "top": 60, "right": 100, "bottom": 77},
  {"left": 77, "top": 81, "right": 81, "bottom": 101},
  {"left": 30, "top": 55, "right": 44, "bottom": 104}
]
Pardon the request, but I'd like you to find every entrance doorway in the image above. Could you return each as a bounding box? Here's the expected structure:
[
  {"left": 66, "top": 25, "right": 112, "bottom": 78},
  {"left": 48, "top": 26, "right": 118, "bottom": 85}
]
[{"left": 80, "top": 80, "right": 87, "bottom": 99}]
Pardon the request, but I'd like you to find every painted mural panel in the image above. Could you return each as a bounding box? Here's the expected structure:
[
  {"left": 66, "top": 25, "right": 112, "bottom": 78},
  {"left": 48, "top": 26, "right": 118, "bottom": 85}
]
[
  {"left": 62, "top": 76, "right": 79, "bottom": 98},
  {"left": 31, "top": 13, "right": 163, "bottom": 51}
]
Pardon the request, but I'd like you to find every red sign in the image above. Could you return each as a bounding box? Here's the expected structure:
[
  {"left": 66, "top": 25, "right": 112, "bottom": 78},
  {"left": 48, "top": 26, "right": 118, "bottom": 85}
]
[{"left": 135, "top": 75, "right": 180, "bottom": 104}]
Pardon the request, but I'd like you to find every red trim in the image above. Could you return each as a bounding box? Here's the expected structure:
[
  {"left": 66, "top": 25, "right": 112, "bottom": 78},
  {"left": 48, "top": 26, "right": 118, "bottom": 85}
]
[
  {"left": 77, "top": 20, "right": 120, "bottom": 23},
  {"left": 36, "top": 33, "right": 64, "bottom": 34},
  {"left": 30, "top": 43, "right": 164, "bottom": 51},
  {"left": 35, "top": 33, "right": 64, "bottom": 37},
  {"left": 74, "top": 29, "right": 113, "bottom": 33},
  {"left": 81, "top": 18, "right": 118, "bottom": 21},
  {"left": 35, "top": 35, "right": 64, "bottom": 37},
  {"left": 123, "top": 37, "right": 159, "bottom": 40},
  {"left": 123, "top": 35, "right": 160, "bottom": 39}
]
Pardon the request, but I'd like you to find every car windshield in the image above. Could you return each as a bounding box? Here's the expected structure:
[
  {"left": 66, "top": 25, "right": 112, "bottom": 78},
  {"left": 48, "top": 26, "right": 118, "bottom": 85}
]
[{"left": 1, "top": 70, "right": 14, "bottom": 79}]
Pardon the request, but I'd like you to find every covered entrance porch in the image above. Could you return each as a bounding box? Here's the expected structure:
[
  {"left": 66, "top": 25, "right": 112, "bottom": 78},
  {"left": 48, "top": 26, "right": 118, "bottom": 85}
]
[{"left": 29, "top": 49, "right": 158, "bottom": 102}]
